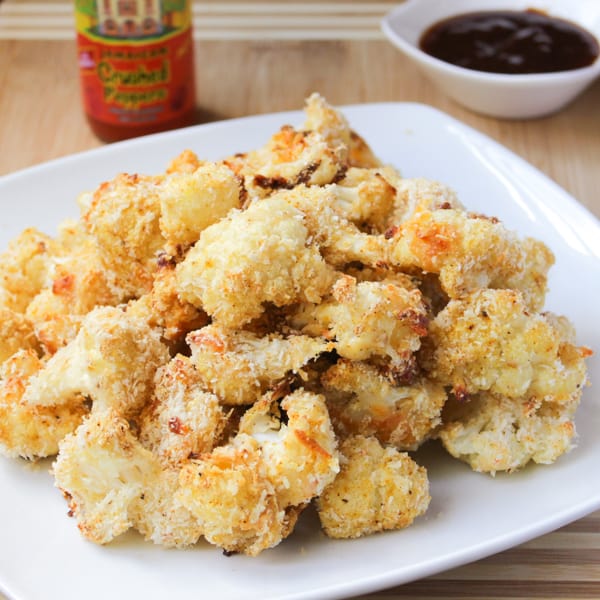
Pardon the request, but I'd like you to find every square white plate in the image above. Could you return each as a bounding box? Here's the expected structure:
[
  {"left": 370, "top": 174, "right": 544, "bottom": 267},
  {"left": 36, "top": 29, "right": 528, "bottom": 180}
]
[{"left": 0, "top": 103, "right": 599, "bottom": 600}]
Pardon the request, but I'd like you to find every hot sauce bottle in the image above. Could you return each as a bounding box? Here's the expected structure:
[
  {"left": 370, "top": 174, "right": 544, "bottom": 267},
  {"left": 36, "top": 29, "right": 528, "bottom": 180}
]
[{"left": 75, "top": 0, "right": 196, "bottom": 142}]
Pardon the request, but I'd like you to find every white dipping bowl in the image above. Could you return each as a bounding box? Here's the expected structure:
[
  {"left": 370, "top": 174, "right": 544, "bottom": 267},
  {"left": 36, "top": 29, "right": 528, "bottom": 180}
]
[{"left": 381, "top": 0, "right": 600, "bottom": 119}]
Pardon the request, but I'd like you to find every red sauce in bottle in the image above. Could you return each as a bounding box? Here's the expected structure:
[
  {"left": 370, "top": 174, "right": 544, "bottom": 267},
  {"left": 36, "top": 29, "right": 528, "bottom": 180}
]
[
  {"left": 75, "top": 0, "right": 196, "bottom": 142},
  {"left": 419, "top": 10, "right": 599, "bottom": 75}
]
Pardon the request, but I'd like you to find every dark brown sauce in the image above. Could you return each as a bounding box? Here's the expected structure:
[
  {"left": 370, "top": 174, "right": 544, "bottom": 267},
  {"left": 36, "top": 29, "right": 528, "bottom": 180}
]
[{"left": 419, "top": 10, "right": 599, "bottom": 74}]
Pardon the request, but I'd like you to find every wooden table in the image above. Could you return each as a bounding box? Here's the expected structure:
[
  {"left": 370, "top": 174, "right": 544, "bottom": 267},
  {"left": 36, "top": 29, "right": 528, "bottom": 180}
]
[{"left": 1, "top": 2, "right": 599, "bottom": 599}]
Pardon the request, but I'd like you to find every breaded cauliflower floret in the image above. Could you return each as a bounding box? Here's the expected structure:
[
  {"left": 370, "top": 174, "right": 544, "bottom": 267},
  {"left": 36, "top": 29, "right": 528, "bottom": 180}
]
[
  {"left": 322, "top": 360, "right": 446, "bottom": 450},
  {"left": 274, "top": 185, "right": 390, "bottom": 268},
  {"left": 303, "top": 92, "right": 381, "bottom": 169},
  {"left": 224, "top": 123, "right": 346, "bottom": 200},
  {"left": 54, "top": 410, "right": 161, "bottom": 543},
  {"left": 303, "top": 92, "right": 351, "bottom": 154},
  {"left": 158, "top": 162, "right": 242, "bottom": 254},
  {"left": 176, "top": 196, "right": 335, "bottom": 328},
  {"left": 131, "top": 467, "right": 204, "bottom": 548},
  {"left": 438, "top": 391, "right": 580, "bottom": 474},
  {"left": 0, "top": 349, "right": 88, "bottom": 459},
  {"left": 390, "top": 207, "right": 554, "bottom": 311},
  {"left": 165, "top": 149, "right": 203, "bottom": 174},
  {"left": 239, "top": 388, "right": 339, "bottom": 507},
  {"left": 176, "top": 387, "right": 338, "bottom": 555},
  {"left": 25, "top": 221, "right": 119, "bottom": 354},
  {"left": 54, "top": 409, "right": 201, "bottom": 547},
  {"left": 0, "top": 228, "right": 57, "bottom": 312},
  {"left": 317, "top": 435, "right": 430, "bottom": 539},
  {"left": 333, "top": 167, "right": 398, "bottom": 232},
  {"left": 0, "top": 308, "right": 39, "bottom": 364},
  {"left": 187, "top": 324, "right": 332, "bottom": 405},
  {"left": 177, "top": 434, "right": 290, "bottom": 556},
  {"left": 127, "top": 262, "right": 209, "bottom": 343},
  {"left": 423, "top": 289, "right": 590, "bottom": 403},
  {"left": 292, "top": 274, "right": 428, "bottom": 372},
  {"left": 139, "top": 355, "right": 226, "bottom": 468},
  {"left": 24, "top": 306, "right": 169, "bottom": 417},
  {"left": 384, "top": 177, "right": 463, "bottom": 226},
  {"left": 79, "top": 173, "right": 166, "bottom": 298}
]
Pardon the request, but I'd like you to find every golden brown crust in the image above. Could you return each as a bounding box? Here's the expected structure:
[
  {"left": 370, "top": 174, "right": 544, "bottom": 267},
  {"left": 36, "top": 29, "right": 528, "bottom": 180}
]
[{"left": 317, "top": 435, "right": 429, "bottom": 539}]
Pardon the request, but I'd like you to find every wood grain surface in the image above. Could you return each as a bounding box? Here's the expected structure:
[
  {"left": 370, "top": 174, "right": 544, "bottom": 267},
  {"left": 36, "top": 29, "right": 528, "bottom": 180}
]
[{"left": 0, "top": 2, "right": 599, "bottom": 599}]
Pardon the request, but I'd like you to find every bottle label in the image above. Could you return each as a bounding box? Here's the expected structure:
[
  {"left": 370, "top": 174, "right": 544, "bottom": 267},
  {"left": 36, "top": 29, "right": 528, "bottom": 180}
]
[{"left": 75, "top": 0, "right": 195, "bottom": 127}]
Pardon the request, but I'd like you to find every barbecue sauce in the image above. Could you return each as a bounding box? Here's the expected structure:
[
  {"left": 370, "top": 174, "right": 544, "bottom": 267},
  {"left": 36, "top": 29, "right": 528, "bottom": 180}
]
[{"left": 419, "top": 10, "right": 599, "bottom": 75}]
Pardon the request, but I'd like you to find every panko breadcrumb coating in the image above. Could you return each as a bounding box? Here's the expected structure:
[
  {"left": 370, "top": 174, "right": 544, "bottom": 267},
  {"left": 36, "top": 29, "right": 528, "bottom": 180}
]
[
  {"left": 0, "top": 93, "right": 591, "bottom": 556},
  {"left": 301, "top": 94, "right": 381, "bottom": 169},
  {"left": 188, "top": 324, "right": 333, "bottom": 405},
  {"left": 56, "top": 408, "right": 203, "bottom": 548},
  {"left": 0, "top": 228, "right": 57, "bottom": 312},
  {"left": 177, "top": 434, "right": 291, "bottom": 556},
  {"left": 176, "top": 195, "right": 336, "bottom": 328},
  {"left": 322, "top": 360, "right": 446, "bottom": 450},
  {"left": 423, "top": 289, "right": 589, "bottom": 403},
  {"left": 177, "top": 387, "right": 339, "bottom": 556},
  {"left": 293, "top": 274, "right": 428, "bottom": 373},
  {"left": 158, "top": 162, "right": 242, "bottom": 254},
  {"left": 126, "top": 263, "right": 209, "bottom": 344},
  {"left": 139, "top": 355, "right": 226, "bottom": 468},
  {"left": 224, "top": 105, "right": 346, "bottom": 201},
  {"left": 223, "top": 93, "right": 369, "bottom": 203},
  {"left": 25, "top": 221, "right": 119, "bottom": 354},
  {"left": 390, "top": 207, "right": 554, "bottom": 311},
  {"left": 386, "top": 177, "right": 463, "bottom": 226},
  {"left": 317, "top": 435, "right": 430, "bottom": 539},
  {"left": 0, "top": 308, "right": 39, "bottom": 363},
  {"left": 333, "top": 167, "right": 397, "bottom": 232},
  {"left": 0, "top": 349, "right": 88, "bottom": 459},
  {"left": 275, "top": 185, "right": 390, "bottom": 268},
  {"left": 438, "top": 391, "right": 580, "bottom": 474},
  {"left": 54, "top": 409, "right": 161, "bottom": 543},
  {"left": 24, "top": 306, "right": 170, "bottom": 417},
  {"left": 79, "top": 173, "right": 166, "bottom": 298},
  {"left": 239, "top": 388, "right": 340, "bottom": 507}
]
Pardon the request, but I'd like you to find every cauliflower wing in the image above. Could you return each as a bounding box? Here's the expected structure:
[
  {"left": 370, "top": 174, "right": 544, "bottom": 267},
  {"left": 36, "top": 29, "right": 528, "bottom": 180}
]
[
  {"left": 317, "top": 435, "right": 430, "bottom": 539},
  {"left": 54, "top": 409, "right": 202, "bottom": 547},
  {"left": 176, "top": 195, "right": 335, "bottom": 328},
  {"left": 303, "top": 92, "right": 381, "bottom": 169},
  {"left": 292, "top": 274, "right": 428, "bottom": 373},
  {"left": 177, "top": 434, "right": 290, "bottom": 556},
  {"left": 53, "top": 409, "right": 162, "bottom": 544},
  {"left": 24, "top": 306, "right": 169, "bottom": 416},
  {"left": 274, "top": 185, "right": 390, "bottom": 268},
  {"left": 332, "top": 167, "right": 398, "bottom": 232},
  {"left": 0, "top": 350, "right": 88, "bottom": 459},
  {"left": 25, "top": 221, "right": 119, "bottom": 354},
  {"left": 438, "top": 391, "right": 580, "bottom": 474},
  {"left": 126, "top": 261, "right": 209, "bottom": 344},
  {"left": 0, "top": 308, "right": 39, "bottom": 364},
  {"left": 224, "top": 95, "right": 350, "bottom": 201},
  {"left": 158, "top": 162, "right": 242, "bottom": 254},
  {"left": 390, "top": 207, "right": 554, "bottom": 311},
  {"left": 239, "top": 388, "right": 339, "bottom": 507},
  {"left": 0, "top": 228, "right": 57, "bottom": 312},
  {"left": 79, "top": 173, "right": 166, "bottom": 298},
  {"left": 423, "top": 289, "right": 589, "bottom": 403},
  {"left": 187, "top": 324, "right": 332, "bottom": 405},
  {"left": 322, "top": 359, "right": 446, "bottom": 450},
  {"left": 176, "top": 387, "right": 338, "bottom": 555},
  {"left": 139, "top": 355, "right": 226, "bottom": 468}
]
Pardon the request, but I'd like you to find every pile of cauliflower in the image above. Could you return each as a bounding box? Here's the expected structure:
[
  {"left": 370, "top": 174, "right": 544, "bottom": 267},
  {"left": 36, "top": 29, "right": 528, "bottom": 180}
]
[{"left": 0, "top": 94, "right": 591, "bottom": 556}]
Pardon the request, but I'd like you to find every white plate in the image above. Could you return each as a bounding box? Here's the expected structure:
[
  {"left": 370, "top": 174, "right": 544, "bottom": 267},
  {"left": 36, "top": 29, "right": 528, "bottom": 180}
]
[{"left": 0, "top": 103, "right": 599, "bottom": 600}]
